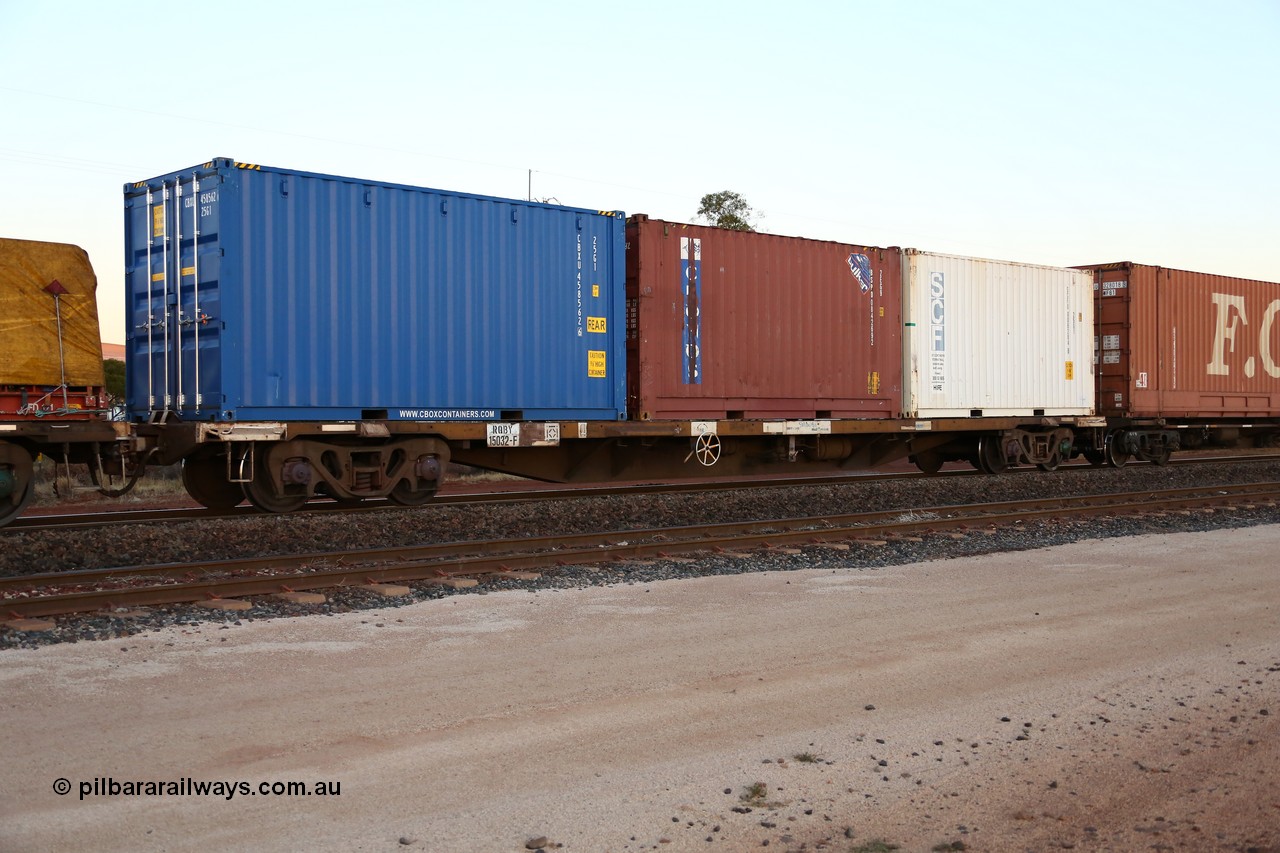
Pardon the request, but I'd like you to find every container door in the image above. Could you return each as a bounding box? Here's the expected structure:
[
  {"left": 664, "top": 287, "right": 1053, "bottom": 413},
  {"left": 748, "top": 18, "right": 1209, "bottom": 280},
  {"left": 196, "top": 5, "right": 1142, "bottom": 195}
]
[
  {"left": 126, "top": 168, "right": 222, "bottom": 419},
  {"left": 1095, "top": 268, "right": 1132, "bottom": 416}
]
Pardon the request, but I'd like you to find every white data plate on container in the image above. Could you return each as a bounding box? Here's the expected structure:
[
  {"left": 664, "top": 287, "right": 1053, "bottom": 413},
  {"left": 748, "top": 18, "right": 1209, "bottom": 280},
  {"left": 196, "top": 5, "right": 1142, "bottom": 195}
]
[
  {"left": 486, "top": 423, "right": 521, "bottom": 447},
  {"left": 763, "top": 420, "right": 832, "bottom": 435},
  {"left": 485, "top": 422, "right": 560, "bottom": 447}
]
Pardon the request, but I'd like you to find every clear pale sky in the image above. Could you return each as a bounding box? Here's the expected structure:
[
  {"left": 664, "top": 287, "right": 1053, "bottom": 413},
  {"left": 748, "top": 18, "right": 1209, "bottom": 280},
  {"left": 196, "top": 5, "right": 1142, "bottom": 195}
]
[{"left": 2, "top": 0, "right": 1277, "bottom": 344}]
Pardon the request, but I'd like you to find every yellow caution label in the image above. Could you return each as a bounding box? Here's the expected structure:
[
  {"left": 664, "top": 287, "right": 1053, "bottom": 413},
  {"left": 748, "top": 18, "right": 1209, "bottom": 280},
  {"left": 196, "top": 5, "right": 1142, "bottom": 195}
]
[
  {"left": 587, "top": 316, "right": 607, "bottom": 333},
  {"left": 1065, "top": 361, "right": 1075, "bottom": 380},
  {"left": 868, "top": 371, "right": 881, "bottom": 395},
  {"left": 592, "top": 284, "right": 600, "bottom": 298},
  {"left": 588, "top": 350, "right": 607, "bottom": 378},
  {"left": 181, "top": 266, "right": 196, "bottom": 277},
  {"left": 152, "top": 206, "right": 164, "bottom": 238},
  {"left": 151, "top": 272, "right": 165, "bottom": 282}
]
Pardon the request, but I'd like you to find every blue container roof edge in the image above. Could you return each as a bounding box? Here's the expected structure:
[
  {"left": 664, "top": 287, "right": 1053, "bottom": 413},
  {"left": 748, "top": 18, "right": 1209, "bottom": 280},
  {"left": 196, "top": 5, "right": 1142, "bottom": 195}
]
[{"left": 124, "top": 157, "right": 626, "bottom": 220}]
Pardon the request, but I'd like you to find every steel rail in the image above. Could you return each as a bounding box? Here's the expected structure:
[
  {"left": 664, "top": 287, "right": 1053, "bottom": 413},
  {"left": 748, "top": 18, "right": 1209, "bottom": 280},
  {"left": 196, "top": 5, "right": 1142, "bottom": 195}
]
[
  {"left": 9, "top": 453, "right": 1280, "bottom": 533},
  {"left": 3, "top": 482, "right": 1277, "bottom": 620},
  {"left": 6, "top": 468, "right": 996, "bottom": 531}
]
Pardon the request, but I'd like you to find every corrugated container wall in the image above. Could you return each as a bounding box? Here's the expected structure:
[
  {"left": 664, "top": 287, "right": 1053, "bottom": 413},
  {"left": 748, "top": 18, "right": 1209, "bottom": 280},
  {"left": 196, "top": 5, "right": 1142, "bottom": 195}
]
[
  {"left": 902, "top": 251, "right": 1094, "bottom": 418},
  {"left": 123, "top": 159, "right": 627, "bottom": 422},
  {"left": 1081, "top": 262, "right": 1280, "bottom": 418},
  {"left": 626, "top": 216, "right": 902, "bottom": 419}
]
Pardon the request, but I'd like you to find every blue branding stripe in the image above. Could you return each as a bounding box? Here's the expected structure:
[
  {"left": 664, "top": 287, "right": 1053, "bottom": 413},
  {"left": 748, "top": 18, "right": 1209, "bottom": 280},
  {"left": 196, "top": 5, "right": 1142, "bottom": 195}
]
[
  {"left": 681, "top": 238, "right": 702, "bottom": 385},
  {"left": 848, "top": 253, "right": 872, "bottom": 294}
]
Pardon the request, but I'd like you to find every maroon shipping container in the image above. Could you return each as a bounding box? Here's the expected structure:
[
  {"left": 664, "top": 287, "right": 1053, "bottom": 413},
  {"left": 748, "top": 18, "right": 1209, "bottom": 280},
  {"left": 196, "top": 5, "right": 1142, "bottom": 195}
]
[
  {"left": 626, "top": 216, "right": 902, "bottom": 420},
  {"left": 1082, "top": 262, "right": 1280, "bottom": 418}
]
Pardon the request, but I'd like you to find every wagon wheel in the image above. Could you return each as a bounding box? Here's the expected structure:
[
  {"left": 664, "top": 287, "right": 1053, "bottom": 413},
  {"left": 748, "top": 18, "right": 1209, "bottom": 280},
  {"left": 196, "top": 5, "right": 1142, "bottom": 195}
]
[
  {"left": 693, "top": 433, "right": 722, "bottom": 467},
  {"left": 1036, "top": 453, "right": 1061, "bottom": 473},
  {"left": 0, "top": 477, "right": 33, "bottom": 528},
  {"left": 389, "top": 480, "right": 438, "bottom": 506},
  {"left": 244, "top": 477, "right": 309, "bottom": 513},
  {"left": 1147, "top": 447, "right": 1172, "bottom": 467},
  {"left": 242, "top": 455, "right": 308, "bottom": 513},
  {"left": 0, "top": 445, "right": 35, "bottom": 528},
  {"left": 314, "top": 482, "right": 364, "bottom": 508},
  {"left": 0, "top": 471, "right": 34, "bottom": 528},
  {"left": 912, "top": 450, "right": 944, "bottom": 475},
  {"left": 1104, "top": 434, "right": 1130, "bottom": 469},
  {"left": 182, "top": 451, "right": 245, "bottom": 510},
  {"left": 975, "top": 435, "right": 1009, "bottom": 475}
]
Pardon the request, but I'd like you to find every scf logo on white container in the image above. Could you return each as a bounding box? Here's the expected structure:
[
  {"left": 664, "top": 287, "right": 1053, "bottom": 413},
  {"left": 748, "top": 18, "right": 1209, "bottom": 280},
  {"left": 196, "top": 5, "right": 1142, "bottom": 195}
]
[{"left": 929, "top": 272, "right": 946, "bottom": 353}]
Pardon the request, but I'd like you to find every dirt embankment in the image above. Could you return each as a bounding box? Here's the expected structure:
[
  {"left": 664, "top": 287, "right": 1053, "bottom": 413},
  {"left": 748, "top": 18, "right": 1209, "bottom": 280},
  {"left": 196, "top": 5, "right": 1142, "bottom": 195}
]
[{"left": 1, "top": 526, "right": 1277, "bottom": 852}]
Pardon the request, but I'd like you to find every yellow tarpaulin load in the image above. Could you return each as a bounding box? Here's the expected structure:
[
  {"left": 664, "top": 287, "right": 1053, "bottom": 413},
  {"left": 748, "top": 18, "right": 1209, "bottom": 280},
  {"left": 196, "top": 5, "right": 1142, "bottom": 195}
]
[{"left": 0, "top": 238, "right": 105, "bottom": 387}]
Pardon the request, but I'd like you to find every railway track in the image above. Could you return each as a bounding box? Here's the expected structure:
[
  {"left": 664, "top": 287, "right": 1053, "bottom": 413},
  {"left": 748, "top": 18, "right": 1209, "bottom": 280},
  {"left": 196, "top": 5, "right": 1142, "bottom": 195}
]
[
  {"left": 8, "top": 470, "right": 933, "bottom": 531},
  {"left": 3, "top": 481, "right": 1277, "bottom": 621},
  {"left": 9, "top": 452, "right": 1279, "bottom": 533}
]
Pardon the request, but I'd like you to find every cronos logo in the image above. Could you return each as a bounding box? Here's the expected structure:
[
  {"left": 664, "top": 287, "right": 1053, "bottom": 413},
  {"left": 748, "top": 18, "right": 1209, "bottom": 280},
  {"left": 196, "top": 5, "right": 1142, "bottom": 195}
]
[{"left": 1207, "top": 293, "right": 1280, "bottom": 379}]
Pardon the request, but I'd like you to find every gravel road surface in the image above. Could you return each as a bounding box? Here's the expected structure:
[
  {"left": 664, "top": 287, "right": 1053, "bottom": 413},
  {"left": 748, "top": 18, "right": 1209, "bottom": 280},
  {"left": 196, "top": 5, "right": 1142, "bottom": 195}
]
[{"left": 2, "top": 524, "right": 1277, "bottom": 852}]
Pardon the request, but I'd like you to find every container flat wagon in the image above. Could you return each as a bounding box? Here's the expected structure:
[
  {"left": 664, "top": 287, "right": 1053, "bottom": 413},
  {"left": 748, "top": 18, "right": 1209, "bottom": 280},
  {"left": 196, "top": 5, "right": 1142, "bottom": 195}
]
[
  {"left": 123, "top": 159, "right": 627, "bottom": 510},
  {"left": 0, "top": 239, "right": 123, "bottom": 525},
  {"left": 6, "top": 161, "right": 1278, "bottom": 529},
  {"left": 1079, "top": 261, "right": 1280, "bottom": 465},
  {"left": 118, "top": 161, "right": 1102, "bottom": 513},
  {"left": 900, "top": 250, "right": 1096, "bottom": 473}
]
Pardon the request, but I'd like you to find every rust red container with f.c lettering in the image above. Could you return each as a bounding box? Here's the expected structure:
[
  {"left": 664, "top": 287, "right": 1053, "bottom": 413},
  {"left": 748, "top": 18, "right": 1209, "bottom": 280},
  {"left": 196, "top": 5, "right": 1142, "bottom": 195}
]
[
  {"left": 1081, "top": 262, "right": 1280, "bottom": 418},
  {"left": 626, "top": 215, "right": 902, "bottom": 420}
]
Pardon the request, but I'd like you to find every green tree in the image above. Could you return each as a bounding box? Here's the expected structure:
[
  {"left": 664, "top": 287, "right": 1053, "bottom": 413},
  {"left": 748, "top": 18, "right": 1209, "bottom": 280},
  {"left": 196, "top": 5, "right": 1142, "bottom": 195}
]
[
  {"left": 696, "top": 191, "right": 758, "bottom": 231},
  {"left": 102, "top": 358, "right": 125, "bottom": 404}
]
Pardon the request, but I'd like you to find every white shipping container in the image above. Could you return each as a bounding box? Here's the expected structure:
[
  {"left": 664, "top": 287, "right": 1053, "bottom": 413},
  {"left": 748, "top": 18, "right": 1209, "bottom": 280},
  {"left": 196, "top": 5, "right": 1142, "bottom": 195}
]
[{"left": 902, "top": 250, "right": 1094, "bottom": 418}]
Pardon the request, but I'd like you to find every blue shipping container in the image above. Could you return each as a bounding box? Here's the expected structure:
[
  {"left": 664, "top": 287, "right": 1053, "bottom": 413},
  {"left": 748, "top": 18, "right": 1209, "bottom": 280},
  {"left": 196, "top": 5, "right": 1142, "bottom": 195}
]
[{"left": 123, "top": 159, "right": 627, "bottom": 422}]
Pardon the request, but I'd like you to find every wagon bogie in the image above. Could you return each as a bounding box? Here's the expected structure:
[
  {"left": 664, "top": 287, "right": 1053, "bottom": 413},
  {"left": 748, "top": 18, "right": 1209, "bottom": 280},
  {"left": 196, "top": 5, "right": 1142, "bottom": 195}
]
[{"left": 201, "top": 436, "right": 451, "bottom": 514}]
